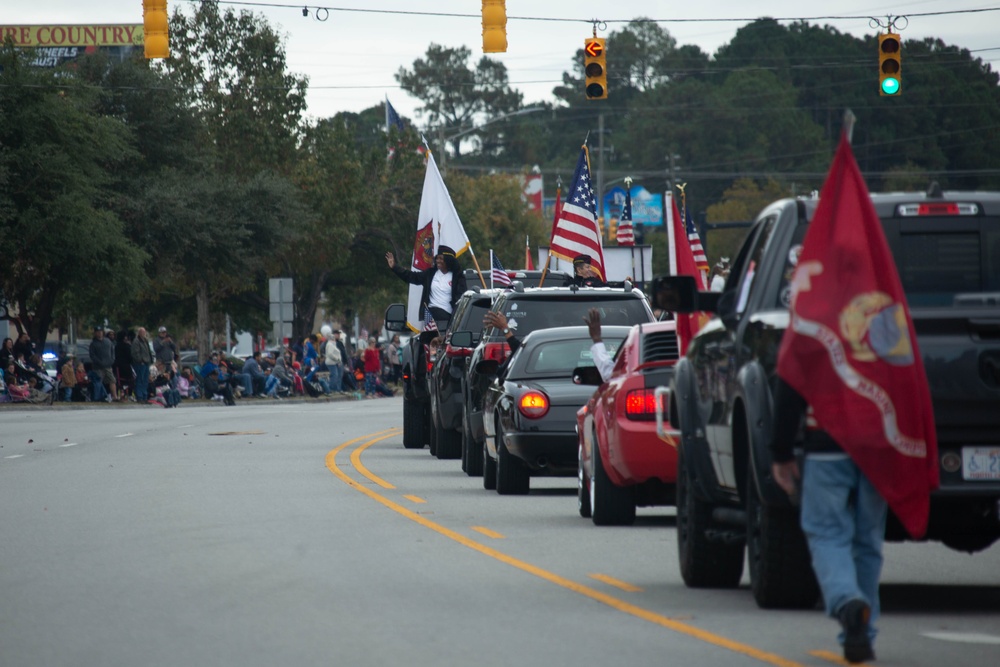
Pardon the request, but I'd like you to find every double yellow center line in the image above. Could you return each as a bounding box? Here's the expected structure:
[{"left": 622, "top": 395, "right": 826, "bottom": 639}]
[{"left": 326, "top": 429, "right": 808, "bottom": 667}]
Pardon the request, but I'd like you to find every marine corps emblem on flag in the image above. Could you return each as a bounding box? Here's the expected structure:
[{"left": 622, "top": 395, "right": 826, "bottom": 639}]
[
  {"left": 840, "top": 292, "right": 914, "bottom": 366},
  {"left": 413, "top": 221, "right": 435, "bottom": 270}
]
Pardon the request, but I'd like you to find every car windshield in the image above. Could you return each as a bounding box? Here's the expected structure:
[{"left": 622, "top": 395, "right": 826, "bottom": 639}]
[
  {"left": 895, "top": 222, "right": 1000, "bottom": 307},
  {"left": 518, "top": 336, "right": 624, "bottom": 376},
  {"left": 497, "top": 297, "right": 649, "bottom": 336}
]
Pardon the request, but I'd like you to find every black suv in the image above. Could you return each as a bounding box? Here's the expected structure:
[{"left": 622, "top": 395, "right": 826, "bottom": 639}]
[
  {"left": 462, "top": 284, "right": 655, "bottom": 476},
  {"left": 428, "top": 288, "right": 504, "bottom": 459},
  {"left": 665, "top": 187, "right": 1000, "bottom": 609}
]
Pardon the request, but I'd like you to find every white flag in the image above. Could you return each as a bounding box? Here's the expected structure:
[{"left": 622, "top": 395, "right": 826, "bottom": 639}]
[{"left": 405, "top": 151, "right": 471, "bottom": 331}]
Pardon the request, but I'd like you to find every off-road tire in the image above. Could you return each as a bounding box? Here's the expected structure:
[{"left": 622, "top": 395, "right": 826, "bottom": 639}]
[
  {"left": 436, "top": 426, "right": 462, "bottom": 460},
  {"left": 402, "top": 399, "right": 426, "bottom": 449},
  {"left": 747, "top": 470, "right": 820, "bottom": 609},
  {"left": 676, "top": 448, "right": 744, "bottom": 588}
]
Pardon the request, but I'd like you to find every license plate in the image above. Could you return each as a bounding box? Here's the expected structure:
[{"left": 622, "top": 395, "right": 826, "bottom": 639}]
[{"left": 961, "top": 447, "right": 1000, "bottom": 481}]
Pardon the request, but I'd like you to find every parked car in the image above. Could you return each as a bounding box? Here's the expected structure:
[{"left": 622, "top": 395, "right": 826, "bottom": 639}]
[
  {"left": 462, "top": 284, "right": 655, "bottom": 478},
  {"left": 477, "top": 325, "right": 630, "bottom": 494},
  {"left": 664, "top": 186, "right": 1000, "bottom": 609},
  {"left": 576, "top": 319, "right": 681, "bottom": 525}
]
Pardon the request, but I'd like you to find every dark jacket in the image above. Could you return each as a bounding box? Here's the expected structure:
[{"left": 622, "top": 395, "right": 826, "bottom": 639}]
[
  {"left": 770, "top": 377, "right": 843, "bottom": 463},
  {"left": 572, "top": 274, "right": 607, "bottom": 288},
  {"left": 390, "top": 262, "right": 467, "bottom": 321},
  {"left": 89, "top": 336, "right": 114, "bottom": 370},
  {"left": 131, "top": 336, "right": 153, "bottom": 365}
]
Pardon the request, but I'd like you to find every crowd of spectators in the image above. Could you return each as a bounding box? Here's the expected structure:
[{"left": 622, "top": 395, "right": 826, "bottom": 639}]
[{"left": 1, "top": 324, "right": 403, "bottom": 406}]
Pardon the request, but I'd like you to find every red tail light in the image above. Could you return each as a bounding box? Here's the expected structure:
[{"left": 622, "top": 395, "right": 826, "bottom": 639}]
[
  {"left": 484, "top": 341, "right": 509, "bottom": 363},
  {"left": 625, "top": 388, "right": 660, "bottom": 421},
  {"left": 518, "top": 391, "right": 549, "bottom": 418},
  {"left": 446, "top": 344, "right": 473, "bottom": 358}
]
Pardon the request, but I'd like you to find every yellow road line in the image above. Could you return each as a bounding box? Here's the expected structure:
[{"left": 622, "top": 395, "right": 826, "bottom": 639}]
[
  {"left": 349, "top": 429, "right": 400, "bottom": 489},
  {"left": 403, "top": 494, "right": 426, "bottom": 504},
  {"left": 588, "top": 573, "right": 644, "bottom": 592},
  {"left": 471, "top": 526, "right": 505, "bottom": 539},
  {"left": 326, "top": 431, "right": 806, "bottom": 667}
]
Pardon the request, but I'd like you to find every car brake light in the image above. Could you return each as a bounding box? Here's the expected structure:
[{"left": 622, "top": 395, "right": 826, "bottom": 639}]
[
  {"left": 484, "top": 341, "right": 509, "bottom": 362},
  {"left": 898, "top": 202, "right": 979, "bottom": 216},
  {"left": 519, "top": 391, "right": 549, "bottom": 418},
  {"left": 625, "top": 388, "right": 660, "bottom": 421},
  {"left": 446, "top": 344, "right": 473, "bottom": 358}
]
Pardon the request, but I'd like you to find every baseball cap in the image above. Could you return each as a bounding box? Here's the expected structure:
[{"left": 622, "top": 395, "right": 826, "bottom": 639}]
[{"left": 158, "top": 326, "right": 167, "bottom": 333}]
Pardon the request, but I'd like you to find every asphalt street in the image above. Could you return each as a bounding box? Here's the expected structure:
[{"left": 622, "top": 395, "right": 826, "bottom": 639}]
[{"left": 1, "top": 398, "right": 998, "bottom": 667}]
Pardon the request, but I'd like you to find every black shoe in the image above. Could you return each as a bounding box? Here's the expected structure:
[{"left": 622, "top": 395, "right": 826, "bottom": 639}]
[{"left": 839, "top": 599, "right": 874, "bottom": 664}]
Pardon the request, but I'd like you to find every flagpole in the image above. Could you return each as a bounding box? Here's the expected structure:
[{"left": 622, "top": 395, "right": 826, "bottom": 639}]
[
  {"left": 844, "top": 109, "right": 856, "bottom": 144},
  {"left": 489, "top": 250, "right": 494, "bottom": 290}
]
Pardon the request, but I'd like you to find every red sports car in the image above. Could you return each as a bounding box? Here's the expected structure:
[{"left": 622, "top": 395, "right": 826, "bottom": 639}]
[{"left": 576, "top": 319, "right": 681, "bottom": 525}]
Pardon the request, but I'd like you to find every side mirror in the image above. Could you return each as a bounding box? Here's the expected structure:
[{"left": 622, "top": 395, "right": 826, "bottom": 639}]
[
  {"left": 651, "top": 275, "right": 719, "bottom": 314},
  {"left": 450, "top": 331, "right": 473, "bottom": 348},
  {"left": 383, "top": 303, "right": 408, "bottom": 332},
  {"left": 572, "top": 366, "right": 603, "bottom": 386},
  {"left": 475, "top": 359, "right": 500, "bottom": 376}
]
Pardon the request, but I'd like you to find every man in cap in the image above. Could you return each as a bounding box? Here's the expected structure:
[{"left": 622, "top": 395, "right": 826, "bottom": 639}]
[
  {"left": 131, "top": 327, "right": 154, "bottom": 402},
  {"left": 88, "top": 326, "right": 116, "bottom": 402},
  {"left": 385, "top": 244, "right": 467, "bottom": 333},
  {"left": 153, "top": 326, "right": 179, "bottom": 368},
  {"left": 572, "top": 254, "right": 607, "bottom": 288}
]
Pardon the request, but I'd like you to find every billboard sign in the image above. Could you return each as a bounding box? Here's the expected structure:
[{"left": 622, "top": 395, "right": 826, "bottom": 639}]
[
  {"left": 603, "top": 185, "right": 663, "bottom": 227},
  {"left": 0, "top": 25, "right": 144, "bottom": 67}
]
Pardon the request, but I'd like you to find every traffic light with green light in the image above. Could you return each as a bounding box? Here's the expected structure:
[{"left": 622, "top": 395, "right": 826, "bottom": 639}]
[
  {"left": 482, "top": 0, "right": 507, "bottom": 53},
  {"left": 584, "top": 37, "right": 607, "bottom": 100},
  {"left": 879, "top": 32, "right": 901, "bottom": 96},
  {"left": 143, "top": 0, "right": 169, "bottom": 59}
]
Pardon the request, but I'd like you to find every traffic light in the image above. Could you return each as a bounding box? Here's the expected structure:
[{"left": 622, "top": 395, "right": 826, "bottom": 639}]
[
  {"left": 142, "top": 0, "right": 169, "bottom": 59},
  {"left": 584, "top": 37, "right": 607, "bottom": 100},
  {"left": 878, "top": 32, "right": 901, "bottom": 96},
  {"left": 482, "top": 0, "right": 507, "bottom": 53},
  {"left": 607, "top": 217, "right": 617, "bottom": 242}
]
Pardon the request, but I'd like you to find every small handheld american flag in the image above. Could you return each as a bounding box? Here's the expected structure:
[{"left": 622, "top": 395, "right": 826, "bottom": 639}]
[
  {"left": 491, "top": 251, "right": 512, "bottom": 287},
  {"left": 422, "top": 308, "right": 438, "bottom": 332}
]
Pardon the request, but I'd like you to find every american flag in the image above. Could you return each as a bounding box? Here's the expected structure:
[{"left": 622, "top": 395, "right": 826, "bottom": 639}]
[
  {"left": 548, "top": 145, "right": 606, "bottom": 280},
  {"left": 491, "top": 251, "right": 512, "bottom": 287},
  {"left": 685, "top": 209, "right": 710, "bottom": 273},
  {"left": 421, "top": 308, "right": 438, "bottom": 333},
  {"left": 616, "top": 187, "right": 635, "bottom": 246}
]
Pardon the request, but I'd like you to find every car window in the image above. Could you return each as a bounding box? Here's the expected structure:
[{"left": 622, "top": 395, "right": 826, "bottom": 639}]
[
  {"left": 494, "top": 297, "right": 649, "bottom": 337},
  {"left": 895, "top": 221, "right": 1000, "bottom": 307},
  {"left": 735, "top": 214, "right": 779, "bottom": 314},
  {"left": 519, "top": 337, "right": 624, "bottom": 376}
]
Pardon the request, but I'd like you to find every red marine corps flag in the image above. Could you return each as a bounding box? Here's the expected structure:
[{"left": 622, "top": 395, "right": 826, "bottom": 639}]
[{"left": 777, "top": 131, "right": 939, "bottom": 538}]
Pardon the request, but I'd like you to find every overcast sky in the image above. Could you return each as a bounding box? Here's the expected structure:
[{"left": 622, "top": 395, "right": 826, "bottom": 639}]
[{"left": 6, "top": 1, "right": 998, "bottom": 125}]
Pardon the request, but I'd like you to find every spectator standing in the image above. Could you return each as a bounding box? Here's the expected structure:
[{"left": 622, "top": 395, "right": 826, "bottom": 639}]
[
  {"left": 12, "top": 332, "right": 34, "bottom": 363},
  {"left": 131, "top": 327, "right": 154, "bottom": 402},
  {"left": 362, "top": 337, "right": 381, "bottom": 398},
  {"left": 153, "top": 326, "right": 179, "bottom": 368},
  {"left": 333, "top": 330, "right": 356, "bottom": 391},
  {"left": 386, "top": 335, "right": 402, "bottom": 384},
  {"left": 114, "top": 329, "right": 134, "bottom": 400},
  {"left": 323, "top": 333, "right": 344, "bottom": 392},
  {"left": 0, "top": 337, "right": 14, "bottom": 367},
  {"left": 60, "top": 354, "right": 77, "bottom": 402},
  {"left": 88, "top": 326, "right": 116, "bottom": 402}
]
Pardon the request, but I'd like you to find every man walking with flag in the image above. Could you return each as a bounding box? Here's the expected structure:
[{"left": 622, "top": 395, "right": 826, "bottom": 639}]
[{"left": 769, "top": 127, "right": 938, "bottom": 664}]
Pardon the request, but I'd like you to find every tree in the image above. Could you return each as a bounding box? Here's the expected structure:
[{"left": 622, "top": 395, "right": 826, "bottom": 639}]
[
  {"left": 0, "top": 44, "right": 147, "bottom": 346},
  {"left": 396, "top": 44, "right": 522, "bottom": 158}
]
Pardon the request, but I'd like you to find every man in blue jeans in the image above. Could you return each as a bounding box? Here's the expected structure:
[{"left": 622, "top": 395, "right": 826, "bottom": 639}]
[{"left": 770, "top": 376, "right": 886, "bottom": 664}]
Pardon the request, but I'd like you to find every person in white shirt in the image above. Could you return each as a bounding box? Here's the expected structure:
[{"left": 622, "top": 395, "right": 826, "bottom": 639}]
[{"left": 385, "top": 244, "right": 467, "bottom": 334}]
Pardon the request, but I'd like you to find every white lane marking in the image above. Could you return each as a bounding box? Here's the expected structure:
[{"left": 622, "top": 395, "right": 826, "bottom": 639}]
[
  {"left": 115, "top": 433, "right": 134, "bottom": 438},
  {"left": 922, "top": 631, "right": 1000, "bottom": 644},
  {"left": 4, "top": 454, "right": 25, "bottom": 459},
  {"left": 59, "top": 443, "right": 79, "bottom": 448},
  {"left": 178, "top": 424, "right": 194, "bottom": 428}
]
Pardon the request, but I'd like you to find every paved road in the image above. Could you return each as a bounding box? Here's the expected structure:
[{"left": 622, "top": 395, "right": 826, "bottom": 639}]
[{"left": 1, "top": 399, "right": 998, "bottom": 667}]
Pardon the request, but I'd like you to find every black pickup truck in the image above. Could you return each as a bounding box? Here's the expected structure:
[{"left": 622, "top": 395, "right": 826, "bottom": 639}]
[{"left": 664, "top": 186, "right": 1000, "bottom": 609}]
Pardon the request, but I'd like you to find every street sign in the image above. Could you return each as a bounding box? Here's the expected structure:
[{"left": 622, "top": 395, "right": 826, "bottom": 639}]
[
  {"left": 268, "top": 278, "right": 293, "bottom": 304},
  {"left": 269, "top": 303, "right": 294, "bottom": 322}
]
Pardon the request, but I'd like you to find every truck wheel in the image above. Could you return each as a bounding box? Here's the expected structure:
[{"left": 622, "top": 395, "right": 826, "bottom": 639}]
[
  {"left": 577, "top": 445, "right": 592, "bottom": 518},
  {"left": 464, "top": 412, "right": 483, "bottom": 476},
  {"left": 402, "top": 399, "right": 426, "bottom": 449},
  {"left": 676, "top": 448, "right": 744, "bottom": 588},
  {"left": 590, "top": 436, "right": 635, "bottom": 526},
  {"left": 496, "top": 426, "right": 530, "bottom": 495},
  {"left": 482, "top": 437, "right": 497, "bottom": 490},
  {"left": 436, "top": 426, "right": 462, "bottom": 460},
  {"left": 746, "top": 471, "right": 820, "bottom": 609}
]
